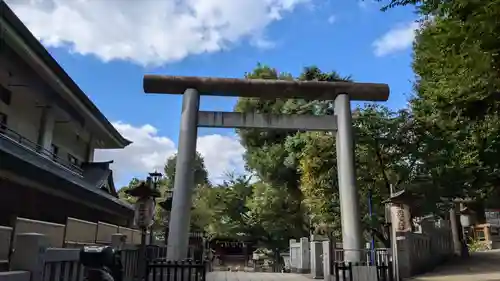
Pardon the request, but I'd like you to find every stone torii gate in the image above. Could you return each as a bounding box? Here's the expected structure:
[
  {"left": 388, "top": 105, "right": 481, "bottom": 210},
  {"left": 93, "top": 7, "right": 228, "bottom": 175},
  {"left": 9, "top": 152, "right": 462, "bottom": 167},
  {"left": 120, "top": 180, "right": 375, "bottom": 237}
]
[{"left": 143, "top": 75, "right": 390, "bottom": 261}]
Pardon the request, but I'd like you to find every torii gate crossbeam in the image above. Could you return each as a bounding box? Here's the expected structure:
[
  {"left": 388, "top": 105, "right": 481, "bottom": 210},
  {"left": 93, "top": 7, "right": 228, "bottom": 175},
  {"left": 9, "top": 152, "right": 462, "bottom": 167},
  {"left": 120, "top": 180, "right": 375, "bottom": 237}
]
[{"left": 143, "top": 75, "right": 390, "bottom": 262}]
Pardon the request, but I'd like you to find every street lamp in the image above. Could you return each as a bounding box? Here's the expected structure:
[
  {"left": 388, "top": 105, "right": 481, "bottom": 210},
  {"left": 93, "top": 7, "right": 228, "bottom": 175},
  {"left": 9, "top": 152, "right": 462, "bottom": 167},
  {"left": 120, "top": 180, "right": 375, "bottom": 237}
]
[{"left": 148, "top": 171, "right": 163, "bottom": 243}]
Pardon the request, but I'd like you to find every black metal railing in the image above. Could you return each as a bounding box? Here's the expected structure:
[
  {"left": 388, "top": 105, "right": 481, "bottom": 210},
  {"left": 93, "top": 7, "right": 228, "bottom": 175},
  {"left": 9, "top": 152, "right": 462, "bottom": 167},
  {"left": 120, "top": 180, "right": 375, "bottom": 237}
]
[
  {"left": 0, "top": 125, "right": 84, "bottom": 175},
  {"left": 333, "top": 261, "right": 394, "bottom": 281},
  {"left": 147, "top": 260, "right": 207, "bottom": 281}
]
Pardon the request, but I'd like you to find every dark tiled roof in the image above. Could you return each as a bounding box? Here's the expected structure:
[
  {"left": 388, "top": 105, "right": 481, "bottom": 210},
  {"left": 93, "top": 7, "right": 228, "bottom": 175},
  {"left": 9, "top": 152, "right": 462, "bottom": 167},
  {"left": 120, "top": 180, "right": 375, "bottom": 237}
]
[{"left": 81, "top": 161, "right": 118, "bottom": 197}]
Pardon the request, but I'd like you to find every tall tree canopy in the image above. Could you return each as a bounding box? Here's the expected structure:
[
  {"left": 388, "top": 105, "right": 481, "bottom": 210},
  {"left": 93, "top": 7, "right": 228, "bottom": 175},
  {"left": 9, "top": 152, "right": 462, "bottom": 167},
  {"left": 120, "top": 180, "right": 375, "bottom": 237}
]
[
  {"left": 163, "top": 152, "right": 210, "bottom": 191},
  {"left": 380, "top": 0, "right": 500, "bottom": 207},
  {"left": 156, "top": 152, "right": 211, "bottom": 232},
  {"left": 234, "top": 64, "right": 427, "bottom": 246}
]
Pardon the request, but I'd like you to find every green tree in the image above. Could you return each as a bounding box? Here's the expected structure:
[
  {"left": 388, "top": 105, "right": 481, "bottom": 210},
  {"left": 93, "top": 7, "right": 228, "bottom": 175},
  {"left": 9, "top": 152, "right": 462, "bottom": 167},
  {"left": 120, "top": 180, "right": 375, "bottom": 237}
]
[
  {"left": 163, "top": 152, "right": 210, "bottom": 191},
  {"left": 297, "top": 105, "right": 425, "bottom": 247},
  {"left": 236, "top": 64, "right": 438, "bottom": 247},
  {"left": 197, "top": 173, "right": 300, "bottom": 253},
  {"left": 154, "top": 152, "right": 211, "bottom": 236},
  {"left": 377, "top": 0, "right": 500, "bottom": 213},
  {"left": 235, "top": 64, "right": 352, "bottom": 237}
]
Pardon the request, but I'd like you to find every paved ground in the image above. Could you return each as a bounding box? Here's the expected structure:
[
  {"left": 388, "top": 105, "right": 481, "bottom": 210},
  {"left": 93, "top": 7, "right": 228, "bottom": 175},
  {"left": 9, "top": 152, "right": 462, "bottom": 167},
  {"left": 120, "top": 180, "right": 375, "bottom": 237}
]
[
  {"left": 206, "top": 272, "right": 313, "bottom": 281},
  {"left": 409, "top": 250, "right": 500, "bottom": 281}
]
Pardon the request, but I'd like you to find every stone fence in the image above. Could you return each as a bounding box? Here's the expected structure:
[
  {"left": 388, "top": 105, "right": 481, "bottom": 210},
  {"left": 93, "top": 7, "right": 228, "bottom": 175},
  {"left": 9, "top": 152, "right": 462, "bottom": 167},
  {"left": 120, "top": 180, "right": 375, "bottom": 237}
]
[
  {"left": 397, "top": 221, "right": 453, "bottom": 278},
  {"left": 287, "top": 219, "right": 453, "bottom": 280},
  {"left": 0, "top": 232, "right": 143, "bottom": 281},
  {"left": 0, "top": 217, "right": 146, "bottom": 266}
]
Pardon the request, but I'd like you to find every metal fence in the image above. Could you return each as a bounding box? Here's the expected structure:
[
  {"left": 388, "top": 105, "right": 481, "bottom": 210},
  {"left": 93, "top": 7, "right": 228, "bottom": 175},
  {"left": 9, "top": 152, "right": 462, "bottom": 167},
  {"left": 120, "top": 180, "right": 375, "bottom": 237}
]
[
  {"left": 147, "top": 260, "right": 207, "bottom": 281},
  {"left": 332, "top": 248, "right": 393, "bottom": 281},
  {"left": 334, "top": 261, "right": 393, "bottom": 281}
]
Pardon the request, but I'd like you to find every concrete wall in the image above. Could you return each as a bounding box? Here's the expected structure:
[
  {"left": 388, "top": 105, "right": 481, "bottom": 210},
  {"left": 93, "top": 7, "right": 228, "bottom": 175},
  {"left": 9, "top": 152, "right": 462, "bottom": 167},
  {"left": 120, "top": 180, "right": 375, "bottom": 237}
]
[
  {"left": 0, "top": 216, "right": 143, "bottom": 263},
  {"left": 1, "top": 233, "right": 144, "bottom": 281},
  {"left": 0, "top": 226, "right": 12, "bottom": 263}
]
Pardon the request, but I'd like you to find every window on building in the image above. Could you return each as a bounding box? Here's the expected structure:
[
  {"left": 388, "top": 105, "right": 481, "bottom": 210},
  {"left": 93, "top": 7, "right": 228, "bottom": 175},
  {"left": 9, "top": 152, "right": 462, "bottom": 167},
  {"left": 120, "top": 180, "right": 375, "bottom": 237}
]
[
  {"left": 475, "top": 229, "right": 486, "bottom": 241},
  {"left": 0, "top": 112, "right": 7, "bottom": 133},
  {"left": 51, "top": 144, "right": 59, "bottom": 160},
  {"left": 0, "top": 85, "right": 12, "bottom": 105},
  {"left": 491, "top": 227, "right": 499, "bottom": 236},
  {"left": 68, "top": 154, "right": 79, "bottom": 166}
]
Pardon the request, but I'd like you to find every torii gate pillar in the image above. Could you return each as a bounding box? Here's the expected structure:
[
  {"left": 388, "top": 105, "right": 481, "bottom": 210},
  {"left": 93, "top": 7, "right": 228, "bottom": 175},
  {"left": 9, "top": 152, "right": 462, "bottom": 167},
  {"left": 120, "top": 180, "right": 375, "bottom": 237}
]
[
  {"left": 165, "top": 88, "right": 200, "bottom": 260},
  {"left": 335, "top": 93, "right": 362, "bottom": 261}
]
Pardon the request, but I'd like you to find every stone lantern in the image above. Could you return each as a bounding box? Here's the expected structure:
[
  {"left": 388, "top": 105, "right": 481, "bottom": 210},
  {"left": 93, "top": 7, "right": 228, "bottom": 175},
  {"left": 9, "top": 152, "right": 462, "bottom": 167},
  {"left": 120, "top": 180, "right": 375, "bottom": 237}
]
[
  {"left": 125, "top": 176, "right": 161, "bottom": 276},
  {"left": 384, "top": 189, "right": 420, "bottom": 235},
  {"left": 460, "top": 206, "right": 475, "bottom": 228},
  {"left": 126, "top": 177, "right": 161, "bottom": 231}
]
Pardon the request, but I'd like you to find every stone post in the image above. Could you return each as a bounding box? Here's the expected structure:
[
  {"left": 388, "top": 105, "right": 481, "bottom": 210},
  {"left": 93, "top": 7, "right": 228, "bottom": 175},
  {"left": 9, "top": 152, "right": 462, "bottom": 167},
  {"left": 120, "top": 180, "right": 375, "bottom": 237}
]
[
  {"left": 390, "top": 203, "right": 412, "bottom": 279},
  {"left": 322, "top": 241, "right": 331, "bottom": 281},
  {"left": 300, "top": 237, "right": 310, "bottom": 273},
  {"left": 111, "top": 233, "right": 127, "bottom": 249},
  {"left": 10, "top": 233, "right": 49, "bottom": 281},
  {"left": 335, "top": 93, "right": 362, "bottom": 262},
  {"left": 310, "top": 241, "right": 323, "bottom": 279}
]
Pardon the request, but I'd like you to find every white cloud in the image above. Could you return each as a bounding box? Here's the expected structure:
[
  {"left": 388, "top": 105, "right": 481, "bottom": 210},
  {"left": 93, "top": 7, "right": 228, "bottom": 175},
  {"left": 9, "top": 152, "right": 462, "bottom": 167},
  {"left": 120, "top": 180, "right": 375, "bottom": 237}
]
[
  {"left": 327, "top": 15, "right": 336, "bottom": 24},
  {"left": 7, "top": 0, "right": 310, "bottom": 66},
  {"left": 358, "top": 0, "right": 376, "bottom": 9},
  {"left": 372, "top": 21, "right": 419, "bottom": 57},
  {"left": 94, "top": 122, "right": 245, "bottom": 186},
  {"left": 197, "top": 134, "right": 246, "bottom": 183}
]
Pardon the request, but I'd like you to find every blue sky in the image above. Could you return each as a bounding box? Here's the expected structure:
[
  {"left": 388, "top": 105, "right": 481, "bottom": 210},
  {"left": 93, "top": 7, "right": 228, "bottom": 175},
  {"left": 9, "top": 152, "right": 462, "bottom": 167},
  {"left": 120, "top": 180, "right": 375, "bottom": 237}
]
[{"left": 8, "top": 0, "right": 418, "bottom": 187}]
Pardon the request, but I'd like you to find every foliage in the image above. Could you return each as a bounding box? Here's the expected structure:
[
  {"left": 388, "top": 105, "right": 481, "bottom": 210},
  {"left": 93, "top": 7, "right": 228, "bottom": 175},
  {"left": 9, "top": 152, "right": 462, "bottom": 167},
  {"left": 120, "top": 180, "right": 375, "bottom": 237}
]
[
  {"left": 194, "top": 174, "right": 302, "bottom": 251},
  {"left": 467, "top": 237, "right": 489, "bottom": 253},
  {"left": 406, "top": 0, "right": 500, "bottom": 204},
  {"left": 296, "top": 104, "right": 425, "bottom": 246},
  {"left": 117, "top": 178, "right": 141, "bottom": 205},
  {"left": 163, "top": 152, "right": 210, "bottom": 191},
  {"left": 235, "top": 64, "right": 354, "bottom": 240},
  {"left": 154, "top": 152, "right": 211, "bottom": 233},
  {"left": 234, "top": 64, "right": 430, "bottom": 247},
  {"left": 376, "top": 0, "right": 500, "bottom": 209},
  {"left": 117, "top": 153, "right": 211, "bottom": 239}
]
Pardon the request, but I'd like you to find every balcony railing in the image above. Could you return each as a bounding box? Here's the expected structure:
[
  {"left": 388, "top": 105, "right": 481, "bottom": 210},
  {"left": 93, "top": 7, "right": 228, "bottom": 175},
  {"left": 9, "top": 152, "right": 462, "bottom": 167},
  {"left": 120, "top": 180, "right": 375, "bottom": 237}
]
[{"left": 0, "top": 125, "right": 83, "bottom": 176}]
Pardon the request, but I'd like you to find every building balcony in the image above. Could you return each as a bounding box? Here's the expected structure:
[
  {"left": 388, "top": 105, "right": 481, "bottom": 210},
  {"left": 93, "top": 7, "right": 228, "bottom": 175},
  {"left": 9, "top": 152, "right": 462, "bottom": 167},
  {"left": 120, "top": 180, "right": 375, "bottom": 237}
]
[
  {"left": 0, "top": 124, "right": 83, "bottom": 176},
  {"left": 0, "top": 123, "right": 134, "bottom": 222}
]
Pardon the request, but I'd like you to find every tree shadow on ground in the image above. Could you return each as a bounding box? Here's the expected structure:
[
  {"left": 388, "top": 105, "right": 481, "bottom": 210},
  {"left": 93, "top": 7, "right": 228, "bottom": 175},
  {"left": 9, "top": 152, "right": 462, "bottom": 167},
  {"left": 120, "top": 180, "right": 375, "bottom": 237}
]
[{"left": 410, "top": 250, "right": 500, "bottom": 281}]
